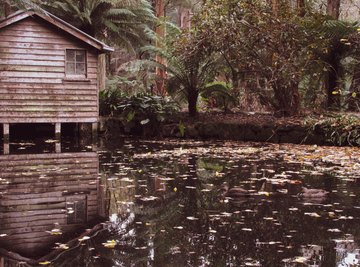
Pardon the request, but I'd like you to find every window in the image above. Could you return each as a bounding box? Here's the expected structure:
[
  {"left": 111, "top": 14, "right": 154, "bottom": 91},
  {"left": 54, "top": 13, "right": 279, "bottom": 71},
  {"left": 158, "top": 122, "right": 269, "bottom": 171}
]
[{"left": 66, "top": 49, "right": 86, "bottom": 77}]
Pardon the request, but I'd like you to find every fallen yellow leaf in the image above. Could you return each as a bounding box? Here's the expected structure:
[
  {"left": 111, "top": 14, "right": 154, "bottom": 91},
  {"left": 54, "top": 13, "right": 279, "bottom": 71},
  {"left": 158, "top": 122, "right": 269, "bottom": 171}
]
[
  {"left": 103, "top": 240, "right": 116, "bottom": 249},
  {"left": 38, "top": 261, "right": 51, "bottom": 265}
]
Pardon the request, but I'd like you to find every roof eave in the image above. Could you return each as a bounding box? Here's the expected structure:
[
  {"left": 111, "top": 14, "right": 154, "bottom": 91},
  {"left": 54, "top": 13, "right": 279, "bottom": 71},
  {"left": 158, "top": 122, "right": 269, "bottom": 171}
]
[{"left": 0, "top": 9, "right": 114, "bottom": 53}]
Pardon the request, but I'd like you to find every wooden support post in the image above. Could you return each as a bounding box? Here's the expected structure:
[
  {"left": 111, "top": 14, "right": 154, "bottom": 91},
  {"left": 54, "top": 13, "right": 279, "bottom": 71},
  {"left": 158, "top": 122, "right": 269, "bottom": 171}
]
[
  {"left": 3, "top": 123, "right": 10, "bottom": 154},
  {"left": 92, "top": 122, "right": 98, "bottom": 141},
  {"left": 3, "top": 123, "right": 9, "bottom": 143},
  {"left": 92, "top": 122, "right": 98, "bottom": 151},
  {"left": 3, "top": 142, "right": 9, "bottom": 155},
  {"left": 55, "top": 142, "right": 61, "bottom": 153},
  {"left": 55, "top": 123, "right": 61, "bottom": 140}
]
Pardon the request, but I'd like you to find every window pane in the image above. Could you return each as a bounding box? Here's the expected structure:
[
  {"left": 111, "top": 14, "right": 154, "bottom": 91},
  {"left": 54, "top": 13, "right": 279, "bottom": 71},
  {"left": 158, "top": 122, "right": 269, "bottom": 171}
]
[
  {"left": 76, "top": 63, "right": 86, "bottom": 74},
  {"left": 76, "top": 51, "right": 85, "bottom": 62},
  {"left": 66, "top": 62, "right": 75, "bottom": 74},
  {"left": 66, "top": 50, "right": 75, "bottom": 62}
]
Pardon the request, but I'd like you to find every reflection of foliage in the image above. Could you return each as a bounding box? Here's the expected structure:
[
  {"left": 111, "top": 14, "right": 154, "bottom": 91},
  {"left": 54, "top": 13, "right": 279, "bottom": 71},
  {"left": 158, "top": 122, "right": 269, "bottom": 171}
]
[
  {"left": 52, "top": 140, "right": 360, "bottom": 266},
  {"left": 305, "top": 114, "right": 360, "bottom": 146},
  {"left": 197, "top": 158, "right": 224, "bottom": 181},
  {"left": 198, "top": 158, "right": 224, "bottom": 172}
]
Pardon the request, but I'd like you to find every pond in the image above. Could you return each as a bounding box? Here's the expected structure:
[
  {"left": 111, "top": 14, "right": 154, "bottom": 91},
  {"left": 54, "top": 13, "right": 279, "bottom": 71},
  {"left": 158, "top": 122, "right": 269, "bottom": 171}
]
[{"left": 0, "top": 137, "right": 360, "bottom": 266}]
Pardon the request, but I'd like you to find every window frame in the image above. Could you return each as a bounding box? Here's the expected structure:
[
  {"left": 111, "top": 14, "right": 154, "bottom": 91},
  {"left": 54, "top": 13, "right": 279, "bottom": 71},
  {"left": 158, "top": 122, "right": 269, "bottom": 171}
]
[{"left": 65, "top": 49, "right": 87, "bottom": 79}]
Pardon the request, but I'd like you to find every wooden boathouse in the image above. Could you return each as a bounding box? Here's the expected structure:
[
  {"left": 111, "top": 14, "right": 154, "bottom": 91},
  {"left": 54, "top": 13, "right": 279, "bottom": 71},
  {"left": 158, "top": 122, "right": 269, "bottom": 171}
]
[{"left": 0, "top": 9, "right": 113, "bottom": 141}]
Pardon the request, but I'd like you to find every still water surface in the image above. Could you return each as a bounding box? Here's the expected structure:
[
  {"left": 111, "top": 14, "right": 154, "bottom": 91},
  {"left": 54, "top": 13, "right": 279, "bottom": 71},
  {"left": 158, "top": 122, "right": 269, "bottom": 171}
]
[{"left": 0, "top": 138, "right": 360, "bottom": 266}]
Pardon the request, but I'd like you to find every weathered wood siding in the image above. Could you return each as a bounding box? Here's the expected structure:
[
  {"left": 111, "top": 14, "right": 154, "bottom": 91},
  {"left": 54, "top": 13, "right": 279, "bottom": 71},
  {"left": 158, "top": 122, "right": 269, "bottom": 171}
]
[
  {"left": 0, "top": 152, "right": 101, "bottom": 257},
  {"left": 0, "top": 17, "right": 99, "bottom": 123}
]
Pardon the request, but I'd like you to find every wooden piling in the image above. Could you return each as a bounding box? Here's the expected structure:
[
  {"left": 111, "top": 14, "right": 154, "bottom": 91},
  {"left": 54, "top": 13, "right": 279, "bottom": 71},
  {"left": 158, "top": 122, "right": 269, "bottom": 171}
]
[
  {"left": 3, "top": 142, "right": 9, "bottom": 155},
  {"left": 3, "top": 123, "right": 9, "bottom": 143},
  {"left": 92, "top": 122, "right": 98, "bottom": 140},
  {"left": 55, "top": 123, "right": 61, "bottom": 140}
]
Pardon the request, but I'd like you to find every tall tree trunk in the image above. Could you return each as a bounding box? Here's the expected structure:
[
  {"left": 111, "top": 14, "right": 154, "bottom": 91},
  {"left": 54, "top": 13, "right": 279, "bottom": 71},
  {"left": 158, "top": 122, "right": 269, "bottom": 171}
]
[
  {"left": 154, "top": 0, "right": 167, "bottom": 96},
  {"left": 4, "top": 1, "right": 11, "bottom": 17},
  {"left": 296, "top": 0, "right": 306, "bottom": 16},
  {"left": 98, "top": 54, "right": 106, "bottom": 91},
  {"left": 327, "top": 0, "right": 341, "bottom": 18},
  {"left": 348, "top": 65, "right": 360, "bottom": 111},
  {"left": 179, "top": 8, "right": 192, "bottom": 29},
  {"left": 325, "top": 48, "right": 341, "bottom": 109},
  {"left": 188, "top": 89, "right": 199, "bottom": 117},
  {"left": 270, "top": 0, "right": 279, "bottom": 15},
  {"left": 325, "top": 0, "right": 341, "bottom": 110}
]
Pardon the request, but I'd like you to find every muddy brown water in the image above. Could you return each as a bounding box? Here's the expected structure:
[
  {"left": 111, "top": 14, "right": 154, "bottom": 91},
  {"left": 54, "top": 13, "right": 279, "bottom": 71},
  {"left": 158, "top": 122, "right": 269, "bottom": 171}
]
[{"left": 0, "top": 137, "right": 360, "bottom": 266}]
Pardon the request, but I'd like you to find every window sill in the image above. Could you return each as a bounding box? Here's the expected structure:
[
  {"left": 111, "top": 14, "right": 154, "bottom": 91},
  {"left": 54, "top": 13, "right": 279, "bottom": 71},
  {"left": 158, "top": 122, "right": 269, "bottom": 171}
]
[{"left": 63, "top": 78, "right": 91, "bottom": 83}]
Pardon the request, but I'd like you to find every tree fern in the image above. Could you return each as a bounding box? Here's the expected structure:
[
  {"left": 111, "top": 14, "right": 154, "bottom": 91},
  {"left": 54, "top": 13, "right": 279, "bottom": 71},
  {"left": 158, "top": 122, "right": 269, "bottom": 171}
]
[{"left": 39, "top": 0, "right": 156, "bottom": 51}]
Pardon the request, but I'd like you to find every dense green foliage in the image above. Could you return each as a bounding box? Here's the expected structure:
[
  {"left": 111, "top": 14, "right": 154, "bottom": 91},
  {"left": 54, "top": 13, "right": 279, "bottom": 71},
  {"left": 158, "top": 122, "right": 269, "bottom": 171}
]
[
  {"left": 3, "top": 0, "right": 360, "bottom": 118},
  {"left": 40, "top": 0, "right": 155, "bottom": 50},
  {"left": 305, "top": 113, "right": 360, "bottom": 146},
  {"left": 100, "top": 90, "right": 179, "bottom": 134}
]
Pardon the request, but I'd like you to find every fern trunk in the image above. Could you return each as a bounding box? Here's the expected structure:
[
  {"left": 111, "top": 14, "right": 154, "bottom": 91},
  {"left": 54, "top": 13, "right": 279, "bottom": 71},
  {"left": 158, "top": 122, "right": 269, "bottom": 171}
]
[
  {"left": 327, "top": 0, "right": 340, "bottom": 19},
  {"left": 188, "top": 89, "right": 199, "bottom": 117},
  {"left": 325, "top": 46, "right": 341, "bottom": 110},
  {"left": 4, "top": 1, "right": 11, "bottom": 17}
]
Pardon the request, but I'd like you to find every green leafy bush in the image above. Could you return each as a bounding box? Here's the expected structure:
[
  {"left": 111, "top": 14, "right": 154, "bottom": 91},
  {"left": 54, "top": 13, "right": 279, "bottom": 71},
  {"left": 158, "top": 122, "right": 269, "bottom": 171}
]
[
  {"left": 201, "top": 82, "right": 237, "bottom": 113},
  {"left": 306, "top": 114, "right": 360, "bottom": 146},
  {"left": 100, "top": 90, "right": 179, "bottom": 135}
]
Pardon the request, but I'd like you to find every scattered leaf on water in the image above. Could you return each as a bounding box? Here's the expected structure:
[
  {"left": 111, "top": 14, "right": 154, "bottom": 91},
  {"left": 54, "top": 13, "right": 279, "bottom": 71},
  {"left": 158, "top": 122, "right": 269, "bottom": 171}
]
[
  {"left": 38, "top": 261, "right": 51, "bottom": 265},
  {"left": 78, "top": 236, "right": 90, "bottom": 242},
  {"left": 46, "top": 229, "right": 62, "bottom": 235},
  {"left": 293, "top": 256, "right": 308, "bottom": 263},
  {"left": 103, "top": 240, "right": 116, "bottom": 249},
  {"left": 304, "top": 212, "right": 321, "bottom": 218},
  {"left": 54, "top": 243, "right": 69, "bottom": 250},
  {"left": 327, "top": 229, "right": 341, "bottom": 233}
]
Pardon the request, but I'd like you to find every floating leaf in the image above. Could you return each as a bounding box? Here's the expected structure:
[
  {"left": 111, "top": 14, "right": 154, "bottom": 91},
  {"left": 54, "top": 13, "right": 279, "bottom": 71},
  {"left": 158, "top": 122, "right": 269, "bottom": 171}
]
[
  {"left": 103, "top": 240, "right": 116, "bottom": 249},
  {"left": 140, "top": 119, "right": 150, "bottom": 125},
  {"left": 78, "top": 236, "right": 90, "bottom": 242},
  {"left": 293, "top": 256, "right": 308, "bottom": 263},
  {"left": 54, "top": 243, "right": 69, "bottom": 250},
  {"left": 327, "top": 228, "right": 341, "bottom": 232},
  {"left": 39, "top": 261, "right": 51, "bottom": 265},
  {"left": 46, "top": 229, "right": 62, "bottom": 235},
  {"left": 304, "top": 212, "right": 321, "bottom": 218}
]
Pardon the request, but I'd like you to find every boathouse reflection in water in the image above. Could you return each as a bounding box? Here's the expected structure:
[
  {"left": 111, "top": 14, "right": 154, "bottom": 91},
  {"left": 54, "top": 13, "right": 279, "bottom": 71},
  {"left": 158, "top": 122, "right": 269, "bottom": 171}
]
[{"left": 0, "top": 152, "right": 104, "bottom": 261}]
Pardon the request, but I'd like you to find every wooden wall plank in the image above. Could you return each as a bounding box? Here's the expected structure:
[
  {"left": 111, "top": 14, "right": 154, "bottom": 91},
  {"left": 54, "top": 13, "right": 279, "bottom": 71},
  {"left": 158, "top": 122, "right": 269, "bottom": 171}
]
[
  {"left": 0, "top": 54, "right": 64, "bottom": 61},
  {"left": 0, "top": 47, "right": 64, "bottom": 55},
  {"left": 0, "top": 100, "right": 97, "bottom": 106},
  {"left": 0, "top": 15, "right": 100, "bottom": 124}
]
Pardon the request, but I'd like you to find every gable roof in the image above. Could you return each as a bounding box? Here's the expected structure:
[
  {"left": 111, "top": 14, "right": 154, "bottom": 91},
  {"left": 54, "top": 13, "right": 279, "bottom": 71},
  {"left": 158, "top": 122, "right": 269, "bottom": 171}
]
[{"left": 0, "top": 9, "right": 114, "bottom": 53}]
